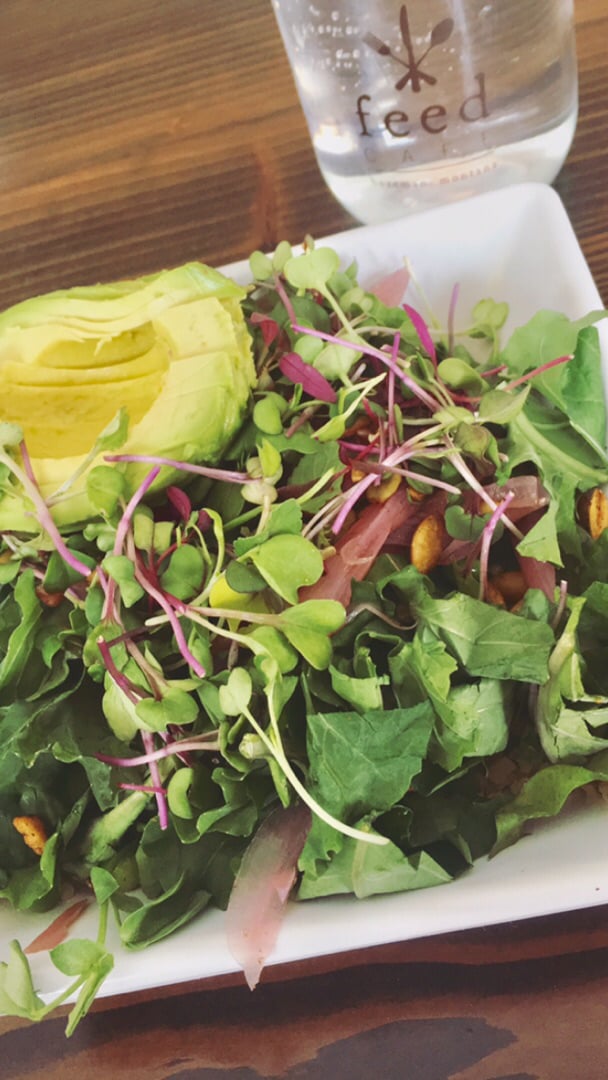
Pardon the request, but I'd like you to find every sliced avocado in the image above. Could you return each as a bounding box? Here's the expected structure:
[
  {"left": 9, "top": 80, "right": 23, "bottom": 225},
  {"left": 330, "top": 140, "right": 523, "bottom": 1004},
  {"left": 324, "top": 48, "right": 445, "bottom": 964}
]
[{"left": 0, "top": 262, "right": 256, "bottom": 530}]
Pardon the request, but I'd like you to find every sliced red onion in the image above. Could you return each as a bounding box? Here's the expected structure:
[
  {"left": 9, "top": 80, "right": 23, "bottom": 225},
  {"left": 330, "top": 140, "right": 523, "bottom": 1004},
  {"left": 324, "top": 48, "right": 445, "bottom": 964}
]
[
  {"left": 24, "top": 898, "right": 91, "bottom": 955},
  {"left": 370, "top": 266, "right": 410, "bottom": 308},
  {"left": 516, "top": 552, "right": 556, "bottom": 601},
  {"left": 226, "top": 803, "right": 311, "bottom": 990},
  {"left": 301, "top": 483, "right": 417, "bottom": 607}
]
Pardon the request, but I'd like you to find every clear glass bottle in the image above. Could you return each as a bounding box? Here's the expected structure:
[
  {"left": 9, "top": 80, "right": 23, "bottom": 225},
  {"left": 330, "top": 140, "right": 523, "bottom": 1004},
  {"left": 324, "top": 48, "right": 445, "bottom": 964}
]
[{"left": 271, "top": 0, "right": 578, "bottom": 223}]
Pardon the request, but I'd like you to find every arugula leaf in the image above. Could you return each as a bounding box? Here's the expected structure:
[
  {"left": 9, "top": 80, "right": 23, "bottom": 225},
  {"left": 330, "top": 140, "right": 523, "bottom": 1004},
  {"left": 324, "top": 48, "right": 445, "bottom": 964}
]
[
  {"left": 501, "top": 393, "right": 608, "bottom": 558},
  {"left": 298, "top": 825, "right": 453, "bottom": 899},
  {"left": 119, "top": 874, "right": 211, "bottom": 950},
  {"left": 306, "top": 703, "right": 434, "bottom": 820},
  {"left": 493, "top": 757, "right": 608, "bottom": 854},
  {"left": 0, "top": 940, "right": 46, "bottom": 1020},
  {"left": 0, "top": 833, "right": 60, "bottom": 911},
  {"left": 390, "top": 631, "right": 511, "bottom": 771},
  {"left": 536, "top": 596, "right": 608, "bottom": 762},
  {"left": 0, "top": 571, "right": 43, "bottom": 698},
  {"left": 388, "top": 569, "right": 555, "bottom": 683}
]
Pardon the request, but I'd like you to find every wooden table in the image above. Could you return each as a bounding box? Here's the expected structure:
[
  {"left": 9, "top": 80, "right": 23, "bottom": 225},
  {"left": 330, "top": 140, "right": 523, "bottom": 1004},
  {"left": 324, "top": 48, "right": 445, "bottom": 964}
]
[{"left": 1, "top": 1, "right": 608, "bottom": 1076}]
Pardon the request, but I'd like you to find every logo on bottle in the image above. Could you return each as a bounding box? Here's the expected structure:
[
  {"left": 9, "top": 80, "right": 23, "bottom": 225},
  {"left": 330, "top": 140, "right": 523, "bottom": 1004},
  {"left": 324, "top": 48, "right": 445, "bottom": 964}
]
[
  {"left": 357, "top": 3, "right": 489, "bottom": 141},
  {"left": 363, "top": 5, "right": 453, "bottom": 93}
]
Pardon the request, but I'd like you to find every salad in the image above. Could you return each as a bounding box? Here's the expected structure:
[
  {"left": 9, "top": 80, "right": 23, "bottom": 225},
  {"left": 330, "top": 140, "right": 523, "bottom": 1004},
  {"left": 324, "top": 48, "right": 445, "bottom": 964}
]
[{"left": 1, "top": 234, "right": 608, "bottom": 1034}]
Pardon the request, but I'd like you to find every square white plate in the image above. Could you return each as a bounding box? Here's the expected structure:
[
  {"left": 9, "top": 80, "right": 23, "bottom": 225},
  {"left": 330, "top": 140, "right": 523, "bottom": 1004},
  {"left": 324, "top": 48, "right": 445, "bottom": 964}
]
[{"left": 2, "top": 182, "right": 608, "bottom": 1004}]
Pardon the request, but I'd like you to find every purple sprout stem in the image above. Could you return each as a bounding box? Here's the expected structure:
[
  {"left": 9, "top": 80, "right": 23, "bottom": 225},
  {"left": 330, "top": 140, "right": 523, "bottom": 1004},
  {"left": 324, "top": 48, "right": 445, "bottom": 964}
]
[
  {"left": 273, "top": 272, "right": 298, "bottom": 325},
  {"left": 96, "top": 637, "right": 144, "bottom": 705},
  {"left": 96, "top": 735, "right": 219, "bottom": 768},
  {"left": 332, "top": 473, "right": 379, "bottom": 533},
  {"left": 17, "top": 441, "right": 96, "bottom": 580},
  {"left": 132, "top": 563, "right": 206, "bottom": 678},
  {"left": 104, "top": 454, "right": 250, "bottom": 484},
  {"left": 386, "top": 336, "right": 398, "bottom": 447},
  {"left": 446, "top": 441, "right": 524, "bottom": 543},
  {"left": 349, "top": 457, "right": 460, "bottom": 495},
  {"left": 478, "top": 491, "right": 516, "bottom": 600},
  {"left": 141, "top": 730, "right": 169, "bottom": 830},
  {"left": 290, "top": 319, "right": 441, "bottom": 410},
  {"left": 113, "top": 467, "right": 162, "bottom": 558},
  {"left": 102, "top": 465, "right": 162, "bottom": 620},
  {"left": 501, "top": 354, "right": 573, "bottom": 392}
]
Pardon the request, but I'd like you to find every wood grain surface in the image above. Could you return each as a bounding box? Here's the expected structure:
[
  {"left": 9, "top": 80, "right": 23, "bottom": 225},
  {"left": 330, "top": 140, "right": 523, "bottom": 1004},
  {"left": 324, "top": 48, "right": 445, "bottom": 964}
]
[{"left": 1, "top": 1, "right": 608, "bottom": 1076}]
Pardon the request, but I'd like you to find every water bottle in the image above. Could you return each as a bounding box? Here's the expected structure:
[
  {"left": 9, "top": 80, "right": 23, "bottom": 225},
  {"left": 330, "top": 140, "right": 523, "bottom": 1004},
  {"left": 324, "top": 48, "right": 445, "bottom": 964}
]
[{"left": 271, "top": 0, "right": 578, "bottom": 223}]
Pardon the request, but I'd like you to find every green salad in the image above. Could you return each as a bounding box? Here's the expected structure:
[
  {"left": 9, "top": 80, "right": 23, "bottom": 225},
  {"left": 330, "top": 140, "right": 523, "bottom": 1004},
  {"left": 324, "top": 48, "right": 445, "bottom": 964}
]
[{"left": 1, "top": 239, "right": 608, "bottom": 1033}]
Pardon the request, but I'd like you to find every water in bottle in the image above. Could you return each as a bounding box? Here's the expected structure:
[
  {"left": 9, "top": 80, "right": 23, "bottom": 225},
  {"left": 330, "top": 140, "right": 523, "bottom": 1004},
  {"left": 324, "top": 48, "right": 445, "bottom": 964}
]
[{"left": 272, "top": 0, "right": 578, "bottom": 222}]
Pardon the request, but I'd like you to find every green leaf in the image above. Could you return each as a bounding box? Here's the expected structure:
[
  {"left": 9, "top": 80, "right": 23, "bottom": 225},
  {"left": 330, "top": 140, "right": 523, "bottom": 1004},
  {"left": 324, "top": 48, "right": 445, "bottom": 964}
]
[
  {"left": 42, "top": 548, "right": 96, "bottom": 594},
  {"left": 50, "top": 938, "right": 106, "bottom": 977},
  {"left": 86, "top": 465, "right": 127, "bottom": 516},
  {"left": 64, "top": 953, "right": 114, "bottom": 1036},
  {"left": 437, "top": 356, "right": 485, "bottom": 394},
  {"left": 0, "top": 571, "right": 43, "bottom": 695},
  {"left": 403, "top": 578, "right": 555, "bottom": 683},
  {"left": 306, "top": 703, "right": 434, "bottom": 820},
  {"left": 272, "top": 240, "right": 294, "bottom": 272},
  {"left": 119, "top": 874, "right": 210, "bottom": 950},
  {"left": 329, "top": 665, "right": 388, "bottom": 712},
  {"left": 472, "top": 298, "right": 509, "bottom": 333},
  {"left": 277, "top": 600, "right": 346, "bottom": 669},
  {"left": 249, "top": 626, "right": 298, "bottom": 674},
  {"left": 444, "top": 505, "right": 486, "bottom": 542},
  {"left": 94, "top": 407, "right": 130, "bottom": 452},
  {"left": 280, "top": 599, "right": 345, "bottom": 634},
  {"left": 559, "top": 326, "right": 607, "bottom": 461},
  {"left": 502, "top": 394, "right": 608, "bottom": 556},
  {"left": 502, "top": 309, "right": 581, "bottom": 375},
  {"left": 477, "top": 387, "right": 530, "bottom": 424},
  {"left": 257, "top": 437, "right": 282, "bottom": 480},
  {"left": 102, "top": 555, "right": 145, "bottom": 607},
  {"left": 167, "top": 767, "right": 196, "bottom": 819},
  {"left": 225, "top": 561, "right": 266, "bottom": 594},
  {"left": 159, "top": 544, "right": 204, "bottom": 601},
  {"left": 313, "top": 344, "right": 357, "bottom": 380},
  {"left": 0, "top": 833, "right": 60, "bottom": 911},
  {"left": 249, "top": 250, "right": 273, "bottom": 280},
  {"left": 516, "top": 500, "right": 561, "bottom": 565},
  {"left": 135, "top": 688, "right": 199, "bottom": 733},
  {"left": 102, "top": 678, "right": 140, "bottom": 740},
  {"left": 90, "top": 866, "right": 120, "bottom": 905},
  {"left": 0, "top": 423, "right": 24, "bottom": 449},
  {"left": 219, "top": 667, "right": 253, "bottom": 717},
  {"left": 0, "top": 940, "right": 46, "bottom": 1020},
  {"left": 253, "top": 396, "right": 284, "bottom": 436},
  {"left": 284, "top": 248, "right": 341, "bottom": 291},
  {"left": 248, "top": 534, "right": 323, "bottom": 604},
  {"left": 535, "top": 597, "right": 608, "bottom": 762},
  {"left": 493, "top": 759, "right": 608, "bottom": 854},
  {"left": 299, "top": 828, "right": 453, "bottom": 899}
]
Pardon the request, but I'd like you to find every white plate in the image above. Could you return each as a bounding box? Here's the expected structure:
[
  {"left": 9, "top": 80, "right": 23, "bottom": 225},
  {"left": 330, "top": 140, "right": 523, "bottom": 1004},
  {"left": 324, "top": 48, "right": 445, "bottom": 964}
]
[{"left": 2, "top": 182, "right": 608, "bottom": 1004}]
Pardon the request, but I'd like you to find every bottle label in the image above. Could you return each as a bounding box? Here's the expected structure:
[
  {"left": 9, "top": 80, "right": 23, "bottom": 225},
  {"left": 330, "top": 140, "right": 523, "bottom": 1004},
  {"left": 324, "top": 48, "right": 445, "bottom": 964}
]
[
  {"left": 368, "top": 151, "right": 500, "bottom": 191},
  {"left": 354, "top": 3, "right": 490, "bottom": 147}
]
